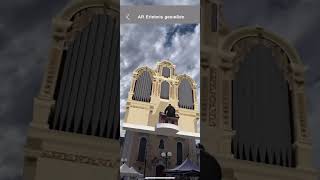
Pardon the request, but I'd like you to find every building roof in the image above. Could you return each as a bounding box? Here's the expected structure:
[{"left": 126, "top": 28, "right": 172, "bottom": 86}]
[{"left": 165, "top": 159, "right": 200, "bottom": 176}]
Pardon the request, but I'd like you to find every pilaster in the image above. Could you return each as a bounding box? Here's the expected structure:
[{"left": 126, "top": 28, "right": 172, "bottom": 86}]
[
  {"left": 30, "top": 98, "right": 54, "bottom": 129},
  {"left": 39, "top": 18, "right": 72, "bottom": 100},
  {"left": 290, "top": 63, "right": 313, "bottom": 170}
]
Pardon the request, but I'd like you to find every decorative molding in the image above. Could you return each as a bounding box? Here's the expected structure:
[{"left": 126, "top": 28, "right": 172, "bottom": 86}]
[
  {"left": 201, "top": 57, "right": 210, "bottom": 69},
  {"left": 52, "top": 19, "right": 72, "bottom": 44},
  {"left": 297, "top": 93, "right": 308, "bottom": 139},
  {"left": 220, "top": 26, "right": 303, "bottom": 65},
  {"left": 65, "top": 6, "right": 118, "bottom": 48},
  {"left": 157, "top": 60, "right": 175, "bottom": 69},
  {"left": 222, "top": 80, "right": 230, "bottom": 128},
  {"left": 40, "top": 150, "right": 118, "bottom": 168},
  {"left": 176, "top": 74, "right": 197, "bottom": 89},
  {"left": 200, "top": 76, "right": 208, "bottom": 124},
  {"left": 134, "top": 66, "right": 156, "bottom": 79},
  {"left": 59, "top": 0, "right": 119, "bottom": 21},
  {"left": 128, "top": 103, "right": 153, "bottom": 110},
  {"left": 230, "top": 37, "right": 293, "bottom": 88},
  {"left": 200, "top": 58, "right": 209, "bottom": 124},
  {"left": 39, "top": 48, "right": 64, "bottom": 99},
  {"left": 208, "top": 67, "right": 218, "bottom": 127}
]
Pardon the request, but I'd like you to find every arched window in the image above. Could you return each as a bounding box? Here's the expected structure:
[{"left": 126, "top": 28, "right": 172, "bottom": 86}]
[
  {"left": 162, "top": 67, "right": 170, "bottom": 78},
  {"left": 137, "top": 137, "right": 147, "bottom": 162},
  {"left": 178, "top": 79, "right": 194, "bottom": 109},
  {"left": 232, "top": 44, "right": 294, "bottom": 167},
  {"left": 160, "top": 81, "right": 170, "bottom": 99},
  {"left": 133, "top": 71, "right": 152, "bottom": 102},
  {"left": 159, "top": 139, "right": 164, "bottom": 149},
  {"left": 177, "top": 142, "right": 183, "bottom": 165}
]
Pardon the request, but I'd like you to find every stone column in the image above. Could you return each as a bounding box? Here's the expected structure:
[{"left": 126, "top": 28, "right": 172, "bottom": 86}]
[
  {"left": 217, "top": 49, "right": 236, "bottom": 157},
  {"left": 169, "top": 82, "right": 174, "bottom": 99},
  {"left": 172, "top": 81, "right": 177, "bottom": 107},
  {"left": 200, "top": 57, "right": 210, "bottom": 126},
  {"left": 31, "top": 18, "right": 72, "bottom": 129},
  {"left": 39, "top": 18, "right": 72, "bottom": 99},
  {"left": 149, "top": 78, "right": 157, "bottom": 104},
  {"left": 128, "top": 74, "right": 138, "bottom": 101},
  {"left": 290, "top": 63, "right": 313, "bottom": 170},
  {"left": 151, "top": 79, "right": 157, "bottom": 96},
  {"left": 193, "top": 87, "right": 199, "bottom": 110},
  {"left": 200, "top": 51, "right": 221, "bottom": 155},
  {"left": 157, "top": 80, "right": 161, "bottom": 96}
]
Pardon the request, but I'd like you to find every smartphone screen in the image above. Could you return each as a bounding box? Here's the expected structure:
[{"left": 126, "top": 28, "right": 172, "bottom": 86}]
[{"left": 120, "top": 1, "right": 200, "bottom": 179}]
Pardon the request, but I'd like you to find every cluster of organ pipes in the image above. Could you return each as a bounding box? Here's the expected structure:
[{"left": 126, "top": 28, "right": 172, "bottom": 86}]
[
  {"left": 132, "top": 71, "right": 152, "bottom": 102},
  {"left": 49, "top": 14, "right": 120, "bottom": 139},
  {"left": 231, "top": 45, "right": 296, "bottom": 167},
  {"left": 132, "top": 70, "right": 195, "bottom": 110},
  {"left": 231, "top": 139, "right": 295, "bottom": 167}
]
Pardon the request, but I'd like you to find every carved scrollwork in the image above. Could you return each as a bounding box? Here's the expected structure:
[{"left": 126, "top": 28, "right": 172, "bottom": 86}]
[
  {"left": 134, "top": 66, "right": 156, "bottom": 79},
  {"left": 200, "top": 59, "right": 209, "bottom": 124},
  {"left": 177, "top": 74, "right": 197, "bottom": 89},
  {"left": 200, "top": 77, "right": 208, "bottom": 124},
  {"left": 297, "top": 93, "right": 308, "bottom": 138},
  {"left": 158, "top": 60, "right": 174, "bottom": 68},
  {"left": 231, "top": 37, "right": 293, "bottom": 87},
  {"left": 208, "top": 67, "right": 218, "bottom": 127},
  {"left": 65, "top": 6, "right": 118, "bottom": 48},
  {"left": 222, "top": 80, "right": 230, "bottom": 127},
  {"left": 41, "top": 150, "right": 118, "bottom": 168}
]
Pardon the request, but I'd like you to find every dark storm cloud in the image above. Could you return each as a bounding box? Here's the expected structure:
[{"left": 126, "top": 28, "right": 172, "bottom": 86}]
[
  {"left": 165, "top": 24, "right": 197, "bottom": 47},
  {"left": 224, "top": 0, "right": 320, "bottom": 169},
  {"left": 0, "top": 0, "right": 68, "bottom": 179},
  {"left": 0, "top": 0, "right": 68, "bottom": 49},
  {"left": 224, "top": 0, "right": 320, "bottom": 45}
]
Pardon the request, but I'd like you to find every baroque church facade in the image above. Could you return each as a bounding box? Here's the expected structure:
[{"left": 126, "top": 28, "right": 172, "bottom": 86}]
[
  {"left": 200, "top": 0, "right": 318, "bottom": 179},
  {"left": 121, "top": 61, "right": 200, "bottom": 177}
]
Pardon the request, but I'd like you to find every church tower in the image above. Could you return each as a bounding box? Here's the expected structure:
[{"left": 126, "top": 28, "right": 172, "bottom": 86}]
[
  {"left": 201, "top": 0, "right": 318, "bottom": 179},
  {"left": 122, "top": 61, "right": 200, "bottom": 177},
  {"left": 23, "top": 0, "right": 120, "bottom": 180}
]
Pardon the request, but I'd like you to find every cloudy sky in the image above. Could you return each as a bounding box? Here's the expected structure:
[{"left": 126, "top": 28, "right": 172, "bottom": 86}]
[{"left": 0, "top": 0, "right": 320, "bottom": 179}]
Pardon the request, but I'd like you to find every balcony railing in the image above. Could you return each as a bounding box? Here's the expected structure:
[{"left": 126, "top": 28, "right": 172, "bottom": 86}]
[{"left": 159, "top": 112, "right": 179, "bottom": 125}]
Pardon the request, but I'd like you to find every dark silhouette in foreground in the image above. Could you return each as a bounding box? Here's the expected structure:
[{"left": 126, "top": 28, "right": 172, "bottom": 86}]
[{"left": 197, "top": 144, "right": 222, "bottom": 180}]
